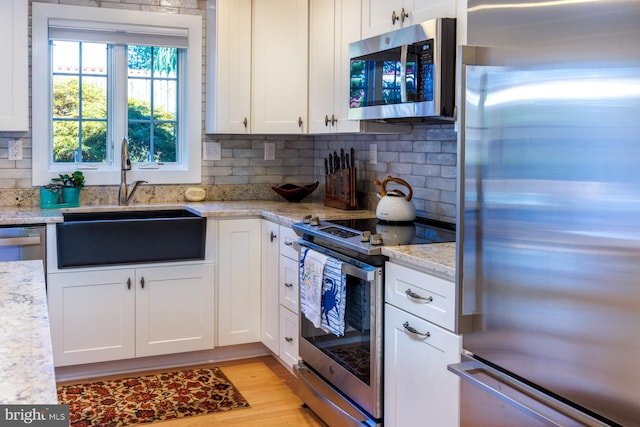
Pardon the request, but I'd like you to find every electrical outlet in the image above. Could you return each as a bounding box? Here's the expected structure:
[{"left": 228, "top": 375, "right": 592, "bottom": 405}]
[
  {"left": 203, "top": 142, "right": 221, "bottom": 161},
  {"left": 8, "top": 139, "right": 22, "bottom": 160},
  {"left": 264, "top": 142, "right": 276, "bottom": 161},
  {"left": 369, "top": 143, "right": 377, "bottom": 165}
]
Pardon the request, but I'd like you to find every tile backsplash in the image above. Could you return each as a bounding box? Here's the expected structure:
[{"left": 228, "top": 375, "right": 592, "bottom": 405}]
[{"left": 0, "top": 0, "right": 457, "bottom": 225}]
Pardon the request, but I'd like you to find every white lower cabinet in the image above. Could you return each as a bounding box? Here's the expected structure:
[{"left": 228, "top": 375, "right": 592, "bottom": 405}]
[
  {"left": 260, "top": 220, "right": 300, "bottom": 370},
  {"left": 217, "top": 218, "right": 262, "bottom": 346},
  {"left": 48, "top": 263, "right": 214, "bottom": 367},
  {"left": 384, "top": 261, "right": 461, "bottom": 427}
]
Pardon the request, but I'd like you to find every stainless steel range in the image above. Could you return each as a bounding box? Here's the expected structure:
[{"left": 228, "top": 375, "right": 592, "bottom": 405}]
[{"left": 292, "top": 216, "right": 455, "bottom": 427}]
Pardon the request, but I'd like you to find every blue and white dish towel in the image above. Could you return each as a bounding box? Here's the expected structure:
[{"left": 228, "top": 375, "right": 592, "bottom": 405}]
[{"left": 300, "top": 248, "right": 347, "bottom": 336}]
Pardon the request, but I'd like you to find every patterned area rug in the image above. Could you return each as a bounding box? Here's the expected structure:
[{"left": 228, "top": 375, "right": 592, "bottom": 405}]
[{"left": 57, "top": 367, "right": 250, "bottom": 427}]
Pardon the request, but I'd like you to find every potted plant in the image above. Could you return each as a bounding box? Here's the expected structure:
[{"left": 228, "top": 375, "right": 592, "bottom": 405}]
[{"left": 40, "top": 171, "right": 85, "bottom": 208}]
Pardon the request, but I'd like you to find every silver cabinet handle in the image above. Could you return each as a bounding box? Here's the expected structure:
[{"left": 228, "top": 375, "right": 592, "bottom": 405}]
[
  {"left": 140, "top": 277, "right": 145, "bottom": 289},
  {"left": 405, "top": 288, "right": 433, "bottom": 303},
  {"left": 331, "top": 114, "right": 337, "bottom": 125},
  {"left": 391, "top": 10, "right": 399, "bottom": 24},
  {"left": 270, "top": 231, "right": 277, "bottom": 242},
  {"left": 127, "top": 278, "right": 132, "bottom": 290},
  {"left": 284, "top": 336, "right": 293, "bottom": 342},
  {"left": 403, "top": 321, "right": 430, "bottom": 337},
  {"left": 325, "top": 115, "right": 330, "bottom": 126},
  {"left": 284, "top": 282, "right": 294, "bottom": 288}
]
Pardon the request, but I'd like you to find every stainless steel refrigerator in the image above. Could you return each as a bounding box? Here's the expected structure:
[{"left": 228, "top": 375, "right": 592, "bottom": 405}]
[{"left": 449, "top": 0, "right": 640, "bottom": 425}]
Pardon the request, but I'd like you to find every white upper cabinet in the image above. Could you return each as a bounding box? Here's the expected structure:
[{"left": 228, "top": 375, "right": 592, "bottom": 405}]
[
  {"left": 362, "top": 0, "right": 456, "bottom": 38},
  {"left": 308, "top": 0, "right": 362, "bottom": 134},
  {"left": 0, "top": 0, "right": 28, "bottom": 131},
  {"left": 252, "top": 0, "right": 309, "bottom": 133},
  {"left": 206, "top": 0, "right": 252, "bottom": 134}
]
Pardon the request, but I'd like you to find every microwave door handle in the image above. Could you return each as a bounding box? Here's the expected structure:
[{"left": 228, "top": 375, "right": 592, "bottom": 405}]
[{"left": 400, "top": 43, "right": 408, "bottom": 103}]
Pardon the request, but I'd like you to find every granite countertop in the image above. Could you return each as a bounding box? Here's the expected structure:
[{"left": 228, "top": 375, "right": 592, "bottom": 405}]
[
  {"left": 0, "top": 260, "right": 57, "bottom": 404},
  {"left": 382, "top": 242, "right": 456, "bottom": 281}
]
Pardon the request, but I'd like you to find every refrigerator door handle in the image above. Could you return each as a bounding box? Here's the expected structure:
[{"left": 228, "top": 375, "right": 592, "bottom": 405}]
[{"left": 448, "top": 358, "right": 611, "bottom": 427}]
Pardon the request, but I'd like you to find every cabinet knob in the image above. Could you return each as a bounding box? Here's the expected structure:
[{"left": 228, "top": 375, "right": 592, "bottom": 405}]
[
  {"left": 140, "top": 277, "right": 145, "bottom": 289},
  {"left": 325, "top": 115, "right": 330, "bottom": 127},
  {"left": 127, "top": 278, "right": 132, "bottom": 290},
  {"left": 400, "top": 7, "right": 409, "bottom": 22},
  {"left": 270, "top": 231, "right": 277, "bottom": 242},
  {"left": 331, "top": 114, "right": 337, "bottom": 125},
  {"left": 243, "top": 117, "right": 248, "bottom": 128},
  {"left": 284, "top": 282, "right": 294, "bottom": 288},
  {"left": 284, "top": 336, "right": 293, "bottom": 342},
  {"left": 391, "top": 10, "right": 399, "bottom": 25},
  {"left": 298, "top": 116, "right": 303, "bottom": 127}
]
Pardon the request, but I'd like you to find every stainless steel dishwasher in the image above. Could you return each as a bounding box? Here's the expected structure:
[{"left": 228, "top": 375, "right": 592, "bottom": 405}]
[{"left": 0, "top": 225, "right": 46, "bottom": 266}]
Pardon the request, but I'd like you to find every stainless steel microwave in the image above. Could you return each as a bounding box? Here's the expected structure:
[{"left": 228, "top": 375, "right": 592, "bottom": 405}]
[{"left": 348, "top": 18, "right": 456, "bottom": 122}]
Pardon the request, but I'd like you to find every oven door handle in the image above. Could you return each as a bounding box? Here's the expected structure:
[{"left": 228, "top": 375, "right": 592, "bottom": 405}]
[{"left": 293, "top": 241, "right": 376, "bottom": 282}]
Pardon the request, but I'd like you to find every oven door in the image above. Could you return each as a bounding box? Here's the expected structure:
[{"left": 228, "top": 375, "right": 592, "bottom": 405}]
[{"left": 294, "top": 240, "right": 384, "bottom": 422}]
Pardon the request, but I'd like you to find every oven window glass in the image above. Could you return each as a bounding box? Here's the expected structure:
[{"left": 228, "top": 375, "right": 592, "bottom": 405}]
[{"left": 301, "top": 274, "right": 372, "bottom": 385}]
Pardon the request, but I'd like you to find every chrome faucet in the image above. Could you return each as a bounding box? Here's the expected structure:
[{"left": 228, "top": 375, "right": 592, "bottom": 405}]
[{"left": 118, "top": 137, "right": 147, "bottom": 205}]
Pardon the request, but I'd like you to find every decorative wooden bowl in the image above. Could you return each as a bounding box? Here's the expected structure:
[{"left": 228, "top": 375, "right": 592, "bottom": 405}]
[{"left": 272, "top": 181, "right": 319, "bottom": 202}]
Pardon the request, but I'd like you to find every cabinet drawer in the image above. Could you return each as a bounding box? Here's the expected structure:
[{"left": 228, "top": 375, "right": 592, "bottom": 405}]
[
  {"left": 279, "top": 254, "right": 299, "bottom": 313},
  {"left": 279, "top": 225, "right": 298, "bottom": 260},
  {"left": 385, "top": 262, "right": 455, "bottom": 331},
  {"left": 279, "top": 305, "right": 300, "bottom": 371}
]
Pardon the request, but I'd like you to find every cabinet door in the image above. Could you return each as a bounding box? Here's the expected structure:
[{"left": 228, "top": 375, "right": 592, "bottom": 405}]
[
  {"left": 334, "top": 0, "right": 362, "bottom": 133},
  {"left": 252, "top": 0, "right": 308, "bottom": 133},
  {"left": 0, "top": 0, "right": 28, "bottom": 130},
  {"left": 261, "top": 220, "right": 280, "bottom": 354},
  {"left": 308, "top": 0, "right": 336, "bottom": 134},
  {"left": 279, "top": 305, "right": 300, "bottom": 370},
  {"left": 361, "top": 0, "right": 404, "bottom": 38},
  {"left": 279, "top": 255, "right": 299, "bottom": 314},
  {"left": 384, "top": 303, "right": 461, "bottom": 427},
  {"left": 409, "top": 0, "right": 456, "bottom": 25},
  {"left": 309, "top": 0, "right": 362, "bottom": 134},
  {"left": 135, "top": 264, "right": 215, "bottom": 357},
  {"left": 205, "top": 0, "right": 252, "bottom": 133},
  {"left": 47, "top": 269, "right": 135, "bottom": 367},
  {"left": 217, "top": 219, "right": 262, "bottom": 345}
]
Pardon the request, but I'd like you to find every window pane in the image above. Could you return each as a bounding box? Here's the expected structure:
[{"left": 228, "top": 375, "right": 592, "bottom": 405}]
[
  {"left": 153, "top": 80, "right": 177, "bottom": 116},
  {"left": 81, "top": 43, "right": 107, "bottom": 75},
  {"left": 53, "top": 76, "right": 79, "bottom": 118},
  {"left": 52, "top": 41, "right": 79, "bottom": 72},
  {"left": 81, "top": 76, "right": 107, "bottom": 119},
  {"left": 82, "top": 121, "right": 107, "bottom": 162},
  {"left": 53, "top": 121, "right": 79, "bottom": 162},
  {"left": 155, "top": 122, "right": 177, "bottom": 162},
  {"left": 128, "top": 79, "right": 151, "bottom": 119},
  {"left": 128, "top": 45, "right": 152, "bottom": 75},
  {"left": 127, "top": 122, "right": 151, "bottom": 162},
  {"left": 154, "top": 47, "right": 177, "bottom": 78}
]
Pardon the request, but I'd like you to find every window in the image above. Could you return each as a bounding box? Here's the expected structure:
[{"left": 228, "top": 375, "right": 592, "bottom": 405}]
[{"left": 32, "top": 3, "right": 202, "bottom": 186}]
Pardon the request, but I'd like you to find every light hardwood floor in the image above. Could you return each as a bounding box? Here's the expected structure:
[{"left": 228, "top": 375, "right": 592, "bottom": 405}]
[{"left": 59, "top": 356, "right": 326, "bottom": 427}]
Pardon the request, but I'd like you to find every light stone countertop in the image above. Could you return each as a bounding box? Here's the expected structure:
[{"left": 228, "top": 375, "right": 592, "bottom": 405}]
[
  {"left": 382, "top": 242, "right": 456, "bottom": 281},
  {"left": 0, "top": 260, "right": 57, "bottom": 404}
]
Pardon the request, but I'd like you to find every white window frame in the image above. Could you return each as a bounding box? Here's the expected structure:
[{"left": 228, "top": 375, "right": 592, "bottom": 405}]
[{"left": 32, "top": 3, "right": 202, "bottom": 186}]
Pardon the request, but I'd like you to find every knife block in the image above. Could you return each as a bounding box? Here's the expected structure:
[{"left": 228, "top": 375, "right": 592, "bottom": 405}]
[{"left": 324, "top": 167, "right": 359, "bottom": 210}]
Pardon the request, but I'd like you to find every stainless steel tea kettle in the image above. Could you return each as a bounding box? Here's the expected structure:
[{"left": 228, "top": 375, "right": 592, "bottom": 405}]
[{"left": 373, "top": 176, "right": 416, "bottom": 222}]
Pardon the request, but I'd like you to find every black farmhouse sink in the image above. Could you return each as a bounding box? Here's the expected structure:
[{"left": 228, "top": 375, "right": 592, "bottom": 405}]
[{"left": 56, "top": 209, "right": 206, "bottom": 268}]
